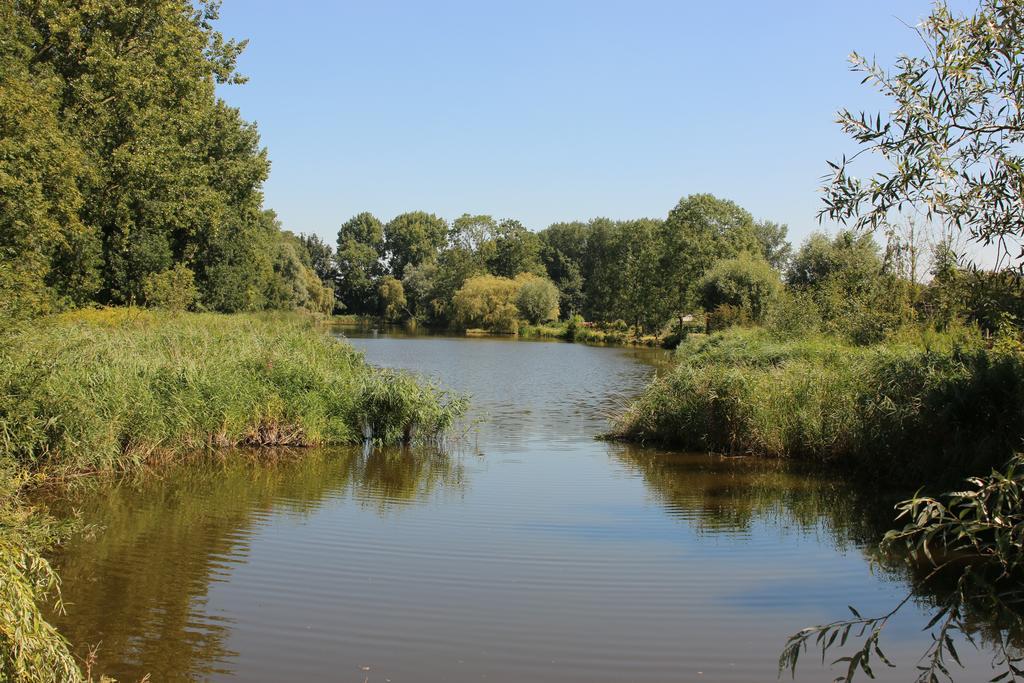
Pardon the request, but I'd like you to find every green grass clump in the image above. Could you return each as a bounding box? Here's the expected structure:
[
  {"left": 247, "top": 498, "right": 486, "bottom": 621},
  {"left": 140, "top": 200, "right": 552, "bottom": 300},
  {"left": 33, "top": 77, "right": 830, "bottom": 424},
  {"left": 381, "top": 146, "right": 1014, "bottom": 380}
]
[
  {"left": 612, "top": 327, "right": 1024, "bottom": 484},
  {"left": 0, "top": 308, "right": 466, "bottom": 475}
]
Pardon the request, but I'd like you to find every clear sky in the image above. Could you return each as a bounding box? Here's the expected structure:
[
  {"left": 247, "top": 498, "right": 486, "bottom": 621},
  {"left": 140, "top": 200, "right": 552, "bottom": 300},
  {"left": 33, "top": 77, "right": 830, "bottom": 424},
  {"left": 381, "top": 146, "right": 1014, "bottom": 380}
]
[{"left": 213, "top": 0, "right": 974, "bottom": 248}]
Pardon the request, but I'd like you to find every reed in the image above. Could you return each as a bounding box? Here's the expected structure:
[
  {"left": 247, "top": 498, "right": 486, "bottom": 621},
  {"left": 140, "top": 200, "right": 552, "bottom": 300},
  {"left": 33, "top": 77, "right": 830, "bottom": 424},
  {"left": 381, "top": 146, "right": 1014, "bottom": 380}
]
[{"left": 611, "top": 327, "right": 1024, "bottom": 484}]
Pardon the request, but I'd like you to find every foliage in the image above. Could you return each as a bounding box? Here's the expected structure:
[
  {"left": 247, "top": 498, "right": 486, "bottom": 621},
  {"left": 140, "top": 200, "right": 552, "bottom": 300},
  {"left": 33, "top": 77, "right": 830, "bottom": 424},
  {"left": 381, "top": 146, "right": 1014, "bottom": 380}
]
[
  {"left": 787, "top": 231, "right": 881, "bottom": 291},
  {"left": 336, "top": 212, "right": 386, "bottom": 314},
  {"left": 0, "top": 0, "right": 335, "bottom": 317},
  {"left": 821, "top": 0, "right": 1024, "bottom": 269},
  {"left": 297, "top": 233, "right": 338, "bottom": 287},
  {"left": 765, "top": 289, "right": 823, "bottom": 338},
  {"left": 378, "top": 276, "right": 407, "bottom": 322},
  {"left": 142, "top": 264, "right": 199, "bottom": 311},
  {"left": 698, "top": 253, "right": 782, "bottom": 325},
  {"left": 787, "top": 231, "right": 918, "bottom": 345},
  {"left": 780, "top": 455, "right": 1024, "bottom": 683},
  {"left": 0, "top": 309, "right": 465, "bottom": 474},
  {"left": 659, "top": 194, "right": 761, "bottom": 322},
  {"left": 754, "top": 220, "right": 793, "bottom": 271},
  {"left": 451, "top": 275, "right": 521, "bottom": 334},
  {"left": 539, "top": 221, "right": 589, "bottom": 316},
  {"left": 612, "top": 327, "right": 1024, "bottom": 484},
  {"left": 0, "top": 469, "right": 82, "bottom": 683},
  {"left": 514, "top": 274, "right": 560, "bottom": 324},
  {"left": 487, "top": 219, "right": 544, "bottom": 278},
  {"left": 383, "top": 212, "right": 448, "bottom": 280}
]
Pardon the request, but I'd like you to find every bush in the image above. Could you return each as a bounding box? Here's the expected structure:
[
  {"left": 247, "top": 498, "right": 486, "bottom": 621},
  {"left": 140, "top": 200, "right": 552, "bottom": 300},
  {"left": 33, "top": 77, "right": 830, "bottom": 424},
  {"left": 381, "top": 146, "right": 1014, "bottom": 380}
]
[
  {"left": 451, "top": 274, "right": 520, "bottom": 334},
  {"left": 514, "top": 273, "right": 560, "bottom": 324},
  {"left": 0, "top": 467, "right": 81, "bottom": 683},
  {"left": 699, "top": 252, "right": 782, "bottom": 323},
  {"left": 764, "top": 289, "right": 821, "bottom": 338},
  {"left": 142, "top": 264, "right": 199, "bottom": 311},
  {"left": 706, "top": 304, "right": 751, "bottom": 333}
]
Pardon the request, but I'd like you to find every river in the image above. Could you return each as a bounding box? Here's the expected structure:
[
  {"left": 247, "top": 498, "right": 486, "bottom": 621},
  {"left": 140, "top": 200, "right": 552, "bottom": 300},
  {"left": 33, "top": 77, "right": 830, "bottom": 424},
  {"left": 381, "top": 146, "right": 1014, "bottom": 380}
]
[{"left": 43, "top": 328, "right": 992, "bottom": 682}]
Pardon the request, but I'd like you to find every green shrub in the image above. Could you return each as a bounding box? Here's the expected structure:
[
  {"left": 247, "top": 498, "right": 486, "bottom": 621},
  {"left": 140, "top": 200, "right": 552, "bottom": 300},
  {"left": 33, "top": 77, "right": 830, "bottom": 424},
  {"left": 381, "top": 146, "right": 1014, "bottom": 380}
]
[
  {"left": 142, "top": 264, "right": 199, "bottom": 311},
  {"left": 451, "top": 274, "right": 520, "bottom": 334},
  {"left": 514, "top": 273, "right": 560, "bottom": 324},
  {"left": 699, "top": 252, "right": 782, "bottom": 323},
  {"left": 765, "top": 289, "right": 821, "bottom": 338}
]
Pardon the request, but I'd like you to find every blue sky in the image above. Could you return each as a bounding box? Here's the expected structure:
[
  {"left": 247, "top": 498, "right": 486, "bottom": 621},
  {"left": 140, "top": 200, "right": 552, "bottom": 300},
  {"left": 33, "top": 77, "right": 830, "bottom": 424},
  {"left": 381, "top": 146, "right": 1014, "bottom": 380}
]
[{"left": 214, "top": 0, "right": 973, "bottom": 248}]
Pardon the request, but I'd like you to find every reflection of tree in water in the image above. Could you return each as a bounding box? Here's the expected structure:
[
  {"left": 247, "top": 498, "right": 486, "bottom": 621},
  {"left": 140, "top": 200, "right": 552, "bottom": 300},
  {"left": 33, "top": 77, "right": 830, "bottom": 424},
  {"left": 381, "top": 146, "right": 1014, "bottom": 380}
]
[
  {"left": 610, "top": 443, "right": 896, "bottom": 545},
  {"left": 39, "top": 445, "right": 464, "bottom": 682},
  {"left": 613, "top": 443, "right": 1024, "bottom": 681}
]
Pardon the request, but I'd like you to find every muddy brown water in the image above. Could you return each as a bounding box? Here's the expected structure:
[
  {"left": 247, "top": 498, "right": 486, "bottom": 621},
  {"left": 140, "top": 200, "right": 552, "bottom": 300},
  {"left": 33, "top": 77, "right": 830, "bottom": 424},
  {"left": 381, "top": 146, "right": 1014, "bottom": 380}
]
[{"left": 43, "top": 328, "right": 995, "bottom": 682}]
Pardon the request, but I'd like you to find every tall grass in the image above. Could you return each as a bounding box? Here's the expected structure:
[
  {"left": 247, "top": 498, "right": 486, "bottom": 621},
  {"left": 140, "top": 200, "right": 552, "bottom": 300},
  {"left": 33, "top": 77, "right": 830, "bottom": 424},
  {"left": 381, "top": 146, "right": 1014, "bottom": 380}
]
[
  {"left": 0, "top": 308, "right": 466, "bottom": 681},
  {"left": 612, "top": 327, "right": 1024, "bottom": 484},
  {"left": 0, "top": 308, "right": 466, "bottom": 474}
]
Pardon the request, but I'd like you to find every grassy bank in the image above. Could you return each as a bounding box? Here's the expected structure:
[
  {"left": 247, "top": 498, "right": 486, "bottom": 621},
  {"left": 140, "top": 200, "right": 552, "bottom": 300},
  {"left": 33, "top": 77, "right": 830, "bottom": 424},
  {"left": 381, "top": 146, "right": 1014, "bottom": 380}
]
[
  {"left": 611, "top": 327, "right": 1024, "bottom": 484},
  {"left": 0, "top": 308, "right": 465, "bottom": 682}
]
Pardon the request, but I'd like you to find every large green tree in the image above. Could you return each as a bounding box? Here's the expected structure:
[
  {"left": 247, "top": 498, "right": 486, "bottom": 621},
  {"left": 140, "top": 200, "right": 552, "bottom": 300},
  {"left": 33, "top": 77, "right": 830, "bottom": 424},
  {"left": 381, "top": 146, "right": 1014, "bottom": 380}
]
[
  {"left": 384, "top": 211, "right": 447, "bottom": 279},
  {"left": 659, "top": 194, "right": 760, "bottom": 323},
  {"left": 336, "top": 212, "right": 385, "bottom": 313},
  {"left": 539, "top": 221, "right": 589, "bottom": 317},
  {"left": 2, "top": 0, "right": 282, "bottom": 314},
  {"left": 486, "top": 219, "right": 544, "bottom": 278},
  {"left": 616, "top": 218, "right": 666, "bottom": 333}
]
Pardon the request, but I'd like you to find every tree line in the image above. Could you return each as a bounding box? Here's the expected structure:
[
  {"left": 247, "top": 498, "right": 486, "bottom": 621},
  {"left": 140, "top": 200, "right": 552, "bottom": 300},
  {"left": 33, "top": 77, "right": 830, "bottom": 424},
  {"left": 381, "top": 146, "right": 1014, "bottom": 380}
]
[
  {"left": 323, "top": 194, "right": 1022, "bottom": 344},
  {"left": 323, "top": 196, "right": 791, "bottom": 334}
]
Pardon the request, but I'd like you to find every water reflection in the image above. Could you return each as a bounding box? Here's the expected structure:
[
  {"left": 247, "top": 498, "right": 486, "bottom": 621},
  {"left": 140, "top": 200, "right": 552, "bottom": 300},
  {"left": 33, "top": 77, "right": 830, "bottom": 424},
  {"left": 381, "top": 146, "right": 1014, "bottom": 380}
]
[
  {"left": 43, "top": 445, "right": 464, "bottom": 682},
  {"left": 611, "top": 443, "right": 897, "bottom": 543}
]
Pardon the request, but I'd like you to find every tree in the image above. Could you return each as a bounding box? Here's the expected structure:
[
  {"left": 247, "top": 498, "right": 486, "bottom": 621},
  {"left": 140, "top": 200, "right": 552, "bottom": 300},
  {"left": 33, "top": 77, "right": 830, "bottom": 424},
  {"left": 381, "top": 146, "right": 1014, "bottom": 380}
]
[
  {"left": 298, "top": 233, "right": 338, "bottom": 285},
  {"left": 384, "top": 212, "right": 447, "bottom": 279},
  {"left": 698, "top": 253, "right": 782, "bottom": 323},
  {"left": 378, "top": 276, "right": 407, "bottom": 321},
  {"left": 617, "top": 218, "right": 666, "bottom": 333},
  {"left": 581, "top": 218, "right": 630, "bottom": 322},
  {"left": 788, "top": 231, "right": 913, "bottom": 344},
  {"left": 753, "top": 220, "right": 793, "bottom": 271},
  {"left": 451, "top": 275, "right": 521, "bottom": 333},
  {"left": 402, "top": 261, "right": 439, "bottom": 321},
  {"left": 787, "top": 231, "right": 882, "bottom": 292},
  {"left": 336, "top": 212, "right": 385, "bottom": 314},
  {"left": 0, "top": 18, "right": 90, "bottom": 317},
  {"left": 539, "top": 221, "right": 590, "bottom": 317},
  {"left": 449, "top": 214, "right": 498, "bottom": 253},
  {"left": 821, "top": 0, "right": 1024, "bottom": 270},
  {"left": 3, "top": 0, "right": 276, "bottom": 314},
  {"left": 514, "top": 274, "right": 560, "bottom": 324},
  {"left": 487, "top": 219, "right": 544, "bottom": 278},
  {"left": 659, "top": 194, "right": 760, "bottom": 324}
]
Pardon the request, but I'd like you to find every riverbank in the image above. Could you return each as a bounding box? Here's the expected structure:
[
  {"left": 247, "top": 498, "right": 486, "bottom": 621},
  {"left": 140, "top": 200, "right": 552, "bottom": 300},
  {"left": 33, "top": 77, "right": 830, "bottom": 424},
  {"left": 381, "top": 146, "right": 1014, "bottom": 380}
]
[
  {"left": 0, "top": 308, "right": 465, "bottom": 682},
  {"left": 610, "top": 326, "right": 1024, "bottom": 485}
]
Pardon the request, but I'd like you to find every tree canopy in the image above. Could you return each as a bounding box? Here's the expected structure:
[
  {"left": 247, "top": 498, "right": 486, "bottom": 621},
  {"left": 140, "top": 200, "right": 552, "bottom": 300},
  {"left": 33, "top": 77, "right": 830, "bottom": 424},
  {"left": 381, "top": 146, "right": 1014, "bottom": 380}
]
[{"left": 0, "top": 0, "right": 329, "bottom": 315}]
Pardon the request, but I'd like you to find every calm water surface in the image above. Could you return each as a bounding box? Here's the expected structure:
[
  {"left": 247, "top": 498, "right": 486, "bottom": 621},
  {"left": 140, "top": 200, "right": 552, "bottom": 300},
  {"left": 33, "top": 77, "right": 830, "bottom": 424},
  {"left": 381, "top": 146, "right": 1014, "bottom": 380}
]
[{"left": 45, "top": 328, "right": 991, "bottom": 682}]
